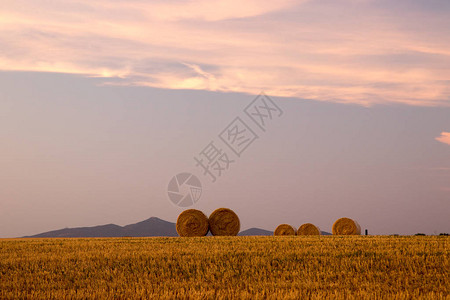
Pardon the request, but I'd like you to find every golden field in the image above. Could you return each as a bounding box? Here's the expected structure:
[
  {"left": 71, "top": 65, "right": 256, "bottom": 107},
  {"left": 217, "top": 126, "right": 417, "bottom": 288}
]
[{"left": 0, "top": 236, "right": 448, "bottom": 299}]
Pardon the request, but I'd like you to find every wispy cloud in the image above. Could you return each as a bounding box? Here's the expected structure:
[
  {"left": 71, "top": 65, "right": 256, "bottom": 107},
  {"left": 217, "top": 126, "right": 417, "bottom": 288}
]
[
  {"left": 1, "top": 0, "right": 450, "bottom": 106},
  {"left": 436, "top": 132, "right": 450, "bottom": 146}
]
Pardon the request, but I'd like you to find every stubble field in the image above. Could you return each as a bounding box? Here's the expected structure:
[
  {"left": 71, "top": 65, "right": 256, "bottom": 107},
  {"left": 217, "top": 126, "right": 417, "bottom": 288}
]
[{"left": 0, "top": 236, "right": 448, "bottom": 299}]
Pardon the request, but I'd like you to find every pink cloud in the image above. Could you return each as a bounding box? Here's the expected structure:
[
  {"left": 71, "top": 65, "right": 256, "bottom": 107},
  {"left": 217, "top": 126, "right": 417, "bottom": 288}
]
[
  {"left": 0, "top": 0, "right": 450, "bottom": 106},
  {"left": 436, "top": 132, "right": 450, "bottom": 146}
]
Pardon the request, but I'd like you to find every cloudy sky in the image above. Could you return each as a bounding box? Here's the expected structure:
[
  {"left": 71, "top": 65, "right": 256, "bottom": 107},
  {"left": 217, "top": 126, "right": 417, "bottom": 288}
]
[{"left": 0, "top": 0, "right": 449, "bottom": 237}]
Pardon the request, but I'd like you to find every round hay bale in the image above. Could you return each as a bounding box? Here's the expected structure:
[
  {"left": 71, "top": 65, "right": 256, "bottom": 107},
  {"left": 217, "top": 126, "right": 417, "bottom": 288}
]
[
  {"left": 274, "top": 224, "right": 296, "bottom": 236},
  {"left": 176, "top": 209, "right": 209, "bottom": 237},
  {"left": 332, "top": 217, "right": 361, "bottom": 235},
  {"left": 208, "top": 208, "right": 240, "bottom": 236},
  {"left": 297, "top": 223, "right": 321, "bottom": 235}
]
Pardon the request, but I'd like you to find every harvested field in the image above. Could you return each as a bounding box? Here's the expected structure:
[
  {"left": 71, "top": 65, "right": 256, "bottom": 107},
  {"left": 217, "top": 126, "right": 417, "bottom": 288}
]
[{"left": 1, "top": 236, "right": 448, "bottom": 299}]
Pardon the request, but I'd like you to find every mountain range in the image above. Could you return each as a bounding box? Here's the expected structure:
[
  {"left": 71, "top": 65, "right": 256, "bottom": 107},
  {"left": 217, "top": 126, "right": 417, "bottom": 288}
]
[{"left": 24, "top": 217, "right": 330, "bottom": 238}]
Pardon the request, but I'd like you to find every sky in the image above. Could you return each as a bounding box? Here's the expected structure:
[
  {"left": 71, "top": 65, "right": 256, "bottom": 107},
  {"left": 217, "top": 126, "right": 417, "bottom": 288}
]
[{"left": 0, "top": 0, "right": 449, "bottom": 237}]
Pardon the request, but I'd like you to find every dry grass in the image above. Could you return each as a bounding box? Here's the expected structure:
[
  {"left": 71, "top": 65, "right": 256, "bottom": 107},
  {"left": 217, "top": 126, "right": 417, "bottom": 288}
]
[
  {"left": 208, "top": 208, "right": 240, "bottom": 236},
  {"left": 176, "top": 209, "right": 209, "bottom": 237},
  {"left": 0, "top": 236, "right": 448, "bottom": 299}
]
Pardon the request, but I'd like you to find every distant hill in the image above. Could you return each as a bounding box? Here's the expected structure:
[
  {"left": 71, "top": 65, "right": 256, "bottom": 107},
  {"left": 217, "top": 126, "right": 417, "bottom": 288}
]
[
  {"left": 24, "top": 217, "right": 178, "bottom": 238},
  {"left": 121, "top": 217, "right": 178, "bottom": 237},
  {"left": 239, "top": 228, "right": 273, "bottom": 236},
  {"left": 24, "top": 217, "right": 331, "bottom": 238}
]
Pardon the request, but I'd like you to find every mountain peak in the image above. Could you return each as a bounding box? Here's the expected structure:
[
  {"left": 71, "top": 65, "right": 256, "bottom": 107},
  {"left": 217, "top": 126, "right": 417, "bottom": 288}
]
[{"left": 145, "top": 217, "right": 166, "bottom": 222}]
